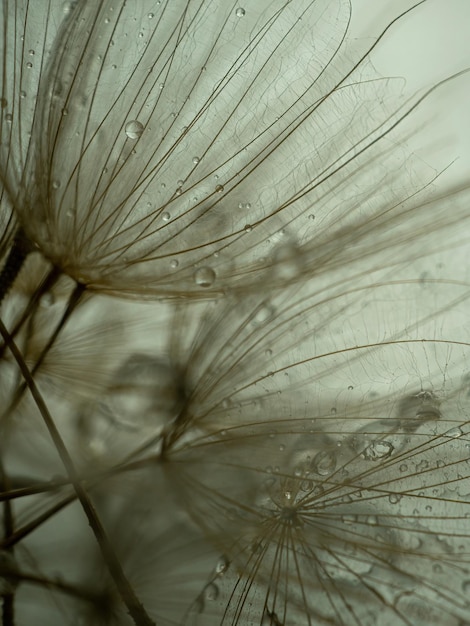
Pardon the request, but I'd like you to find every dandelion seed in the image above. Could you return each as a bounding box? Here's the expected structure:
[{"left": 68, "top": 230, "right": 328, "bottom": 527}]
[{"left": 2, "top": 0, "right": 468, "bottom": 298}]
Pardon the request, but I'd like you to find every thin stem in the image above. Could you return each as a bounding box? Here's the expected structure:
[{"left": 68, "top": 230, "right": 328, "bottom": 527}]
[
  {"left": 0, "top": 318, "right": 156, "bottom": 626},
  {"left": 0, "top": 265, "right": 61, "bottom": 359},
  {"left": 0, "top": 229, "right": 32, "bottom": 306},
  {"left": 0, "top": 461, "right": 14, "bottom": 626},
  {"left": 0, "top": 281, "right": 85, "bottom": 426}
]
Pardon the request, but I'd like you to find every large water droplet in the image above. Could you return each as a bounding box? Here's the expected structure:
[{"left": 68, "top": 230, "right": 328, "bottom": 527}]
[
  {"left": 125, "top": 120, "right": 144, "bottom": 139},
  {"left": 311, "top": 449, "right": 337, "bottom": 476},
  {"left": 235, "top": 7, "right": 246, "bottom": 17},
  {"left": 398, "top": 391, "right": 441, "bottom": 432},
  {"left": 194, "top": 267, "right": 216, "bottom": 287},
  {"left": 363, "top": 440, "right": 394, "bottom": 461}
]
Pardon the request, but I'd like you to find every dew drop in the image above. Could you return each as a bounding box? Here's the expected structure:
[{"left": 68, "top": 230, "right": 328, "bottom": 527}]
[
  {"left": 162, "top": 212, "right": 170, "bottom": 222},
  {"left": 125, "top": 120, "right": 144, "bottom": 139},
  {"left": 194, "top": 267, "right": 216, "bottom": 288},
  {"left": 215, "top": 555, "right": 230, "bottom": 576},
  {"left": 244, "top": 224, "right": 253, "bottom": 233},
  {"left": 26, "top": 62, "right": 32, "bottom": 69},
  {"left": 51, "top": 180, "right": 61, "bottom": 190},
  {"left": 388, "top": 493, "right": 402, "bottom": 505},
  {"left": 148, "top": 12, "right": 154, "bottom": 18},
  {"left": 203, "top": 582, "right": 219, "bottom": 601},
  {"left": 192, "top": 156, "right": 200, "bottom": 164},
  {"left": 311, "top": 450, "right": 337, "bottom": 476},
  {"left": 40, "top": 292, "right": 55, "bottom": 307},
  {"left": 445, "top": 426, "right": 463, "bottom": 438},
  {"left": 363, "top": 440, "right": 394, "bottom": 461},
  {"left": 235, "top": 7, "right": 246, "bottom": 17},
  {"left": 253, "top": 302, "right": 275, "bottom": 325},
  {"left": 170, "top": 259, "right": 179, "bottom": 269},
  {"left": 215, "top": 184, "right": 224, "bottom": 193}
]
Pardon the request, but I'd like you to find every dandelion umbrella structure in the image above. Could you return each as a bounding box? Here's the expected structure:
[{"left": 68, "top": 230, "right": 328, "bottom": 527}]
[
  {"left": 161, "top": 278, "right": 470, "bottom": 625},
  {"left": 2, "top": 0, "right": 468, "bottom": 298}
]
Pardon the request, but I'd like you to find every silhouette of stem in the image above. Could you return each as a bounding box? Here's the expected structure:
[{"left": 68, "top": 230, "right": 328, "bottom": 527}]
[
  {"left": 0, "top": 228, "right": 32, "bottom": 306},
  {"left": 0, "top": 318, "right": 156, "bottom": 626}
]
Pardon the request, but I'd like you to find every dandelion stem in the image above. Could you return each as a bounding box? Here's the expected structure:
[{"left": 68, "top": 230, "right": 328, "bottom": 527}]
[
  {"left": 0, "top": 461, "right": 15, "bottom": 626},
  {"left": 0, "top": 281, "right": 85, "bottom": 426},
  {"left": 0, "top": 319, "right": 156, "bottom": 626},
  {"left": 0, "top": 229, "right": 32, "bottom": 306}
]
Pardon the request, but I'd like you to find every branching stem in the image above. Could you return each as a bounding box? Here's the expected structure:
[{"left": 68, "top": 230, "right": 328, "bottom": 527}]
[{"left": 0, "top": 318, "right": 156, "bottom": 626}]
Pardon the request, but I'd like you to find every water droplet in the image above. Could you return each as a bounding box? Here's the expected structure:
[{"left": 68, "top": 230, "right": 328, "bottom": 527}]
[
  {"left": 28, "top": 49, "right": 35, "bottom": 56},
  {"left": 148, "top": 12, "right": 154, "bottom": 18},
  {"left": 20, "top": 90, "right": 26, "bottom": 99},
  {"left": 40, "top": 292, "right": 55, "bottom": 307},
  {"left": 26, "top": 62, "right": 32, "bottom": 69},
  {"left": 51, "top": 180, "right": 61, "bottom": 190},
  {"left": 253, "top": 302, "right": 275, "bottom": 325},
  {"left": 244, "top": 224, "right": 253, "bottom": 233},
  {"left": 399, "top": 391, "right": 441, "bottom": 432},
  {"left": 162, "top": 212, "right": 170, "bottom": 222},
  {"left": 215, "top": 555, "right": 230, "bottom": 576},
  {"left": 311, "top": 450, "right": 337, "bottom": 476},
  {"left": 300, "top": 478, "right": 314, "bottom": 492},
  {"left": 5, "top": 114, "right": 12, "bottom": 122},
  {"left": 235, "top": 7, "right": 246, "bottom": 17},
  {"left": 363, "top": 440, "right": 394, "bottom": 461},
  {"left": 170, "top": 259, "right": 179, "bottom": 269},
  {"left": 192, "top": 156, "right": 200, "bottom": 164},
  {"left": 215, "top": 184, "right": 224, "bottom": 193},
  {"left": 445, "top": 426, "right": 463, "bottom": 438},
  {"left": 388, "top": 493, "right": 402, "bottom": 505},
  {"left": 203, "top": 582, "right": 219, "bottom": 601},
  {"left": 125, "top": 120, "right": 144, "bottom": 139},
  {"left": 194, "top": 267, "right": 216, "bottom": 288}
]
